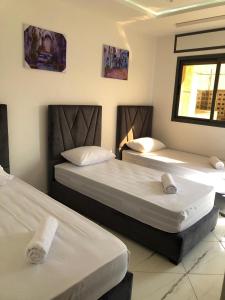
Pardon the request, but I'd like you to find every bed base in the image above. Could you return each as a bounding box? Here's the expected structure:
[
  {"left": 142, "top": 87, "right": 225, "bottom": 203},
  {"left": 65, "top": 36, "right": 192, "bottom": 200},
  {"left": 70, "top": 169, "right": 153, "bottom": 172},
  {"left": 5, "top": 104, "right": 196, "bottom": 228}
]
[
  {"left": 215, "top": 193, "right": 225, "bottom": 217},
  {"left": 99, "top": 271, "right": 133, "bottom": 300},
  {"left": 49, "top": 180, "right": 219, "bottom": 265}
]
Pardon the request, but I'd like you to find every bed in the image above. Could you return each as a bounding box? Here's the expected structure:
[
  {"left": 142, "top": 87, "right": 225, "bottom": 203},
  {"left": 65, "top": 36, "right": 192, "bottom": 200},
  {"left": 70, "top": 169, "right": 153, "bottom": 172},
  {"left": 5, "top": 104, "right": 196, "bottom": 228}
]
[
  {"left": 116, "top": 105, "right": 225, "bottom": 204},
  {"left": 0, "top": 104, "right": 132, "bottom": 300},
  {"left": 48, "top": 105, "right": 219, "bottom": 264},
  {"left": 123, "top": 149, "right": 225, "bottom": 194}
]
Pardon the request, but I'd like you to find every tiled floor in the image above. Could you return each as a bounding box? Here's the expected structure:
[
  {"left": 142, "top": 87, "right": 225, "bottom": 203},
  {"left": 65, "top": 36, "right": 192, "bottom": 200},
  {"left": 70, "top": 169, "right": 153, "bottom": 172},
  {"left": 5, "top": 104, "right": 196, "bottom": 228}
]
[{"left": 108, "top": 215, "right": 225, "bottom": 300}]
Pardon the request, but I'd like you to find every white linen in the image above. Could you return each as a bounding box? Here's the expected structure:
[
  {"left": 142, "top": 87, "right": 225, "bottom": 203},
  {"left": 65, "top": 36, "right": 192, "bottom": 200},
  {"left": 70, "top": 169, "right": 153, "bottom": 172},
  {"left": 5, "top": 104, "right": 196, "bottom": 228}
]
[
  {"left": 123, "top": 149, "right": 225, "bottom": 194},
  {"left": 209, "top": 156, "right": 224, "bottom": 170},
  {"left": 0, "top": 178, "right": 128, "bottom": 300},
  {"left": 0, "top": 166, "right": 14, "bottom": 185},
  {"left": 126, "top": 137, "right": 166, "bottom": 153},
  {"left": 55, "top": 159, "right": 215, "bottom": 233},
  {"left": 61, "top": 146, "right": 115, "bottom": 166},
  {"left": 161, "top": 173, "right": 177, "bottom": 194},
  {"left": 26, "top": 216, "right": 58, "bottom": 264}
]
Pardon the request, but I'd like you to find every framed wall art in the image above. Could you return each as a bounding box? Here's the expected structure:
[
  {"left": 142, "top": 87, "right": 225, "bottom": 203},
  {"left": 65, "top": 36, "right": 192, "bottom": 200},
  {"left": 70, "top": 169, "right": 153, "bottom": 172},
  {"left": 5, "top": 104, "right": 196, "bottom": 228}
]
[
  {"left": 103, "top": 45, "right": 129, "bottom": 80},
  {"left": 24, "top": 25, "right": 66, "bottom": 72}
]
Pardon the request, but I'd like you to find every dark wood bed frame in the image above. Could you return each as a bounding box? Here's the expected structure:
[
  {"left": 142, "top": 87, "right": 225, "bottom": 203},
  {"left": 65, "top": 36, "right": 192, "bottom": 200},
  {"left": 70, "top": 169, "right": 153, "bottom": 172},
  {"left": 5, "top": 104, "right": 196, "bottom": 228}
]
[
  {"left": 0, "top": 104, "right": 132, "bottom": 300},
  {"left": 48, "top": 105, "right": 218, "bottom": 265}
]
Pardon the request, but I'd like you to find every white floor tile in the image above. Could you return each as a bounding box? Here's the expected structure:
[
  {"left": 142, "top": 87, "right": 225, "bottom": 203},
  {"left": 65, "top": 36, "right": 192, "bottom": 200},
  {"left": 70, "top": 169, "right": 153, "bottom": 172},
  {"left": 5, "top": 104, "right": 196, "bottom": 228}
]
[
  {"left": 215, "top": 215, "right": 225, "bottom": 241},
  {"left": 188, "top": 274, "right": 223, "bottom": 300},
  {"left": 104, "top": 218, "right": 225, "bottom": 299},
  {"left": 116, "top": 234, "right": 154, "bottom": 270},
  {"left": 132, "top": 272, "right": 197, "bottom": 300},
  {"left": 203, "top": 231, "right": 218, "bottom": 242},
  {"left": 182, "top": 241, "right": 225, "bottom": 275},
  {"left": 103, "top": 227, "right": 153, "bottom": 270},
  {"left": 132, "top": 253, "right": 186, "bottom": 274}
]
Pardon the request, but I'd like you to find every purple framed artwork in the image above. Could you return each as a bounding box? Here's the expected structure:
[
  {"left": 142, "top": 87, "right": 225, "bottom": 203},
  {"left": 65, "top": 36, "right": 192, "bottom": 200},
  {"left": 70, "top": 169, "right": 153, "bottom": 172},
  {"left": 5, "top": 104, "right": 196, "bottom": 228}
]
[
  {"left": 103, "top": 45, "right": 129, "bottom": 80},
  {"left": 24, "top": 25, "right": 66, "bottom": 72}
]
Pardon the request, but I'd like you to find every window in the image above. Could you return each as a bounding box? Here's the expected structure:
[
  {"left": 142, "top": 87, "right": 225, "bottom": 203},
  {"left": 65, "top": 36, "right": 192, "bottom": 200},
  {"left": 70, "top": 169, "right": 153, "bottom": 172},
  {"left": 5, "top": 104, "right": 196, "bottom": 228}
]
[{"left": 172, "top": 54, "right": 225, "bottom": 127}]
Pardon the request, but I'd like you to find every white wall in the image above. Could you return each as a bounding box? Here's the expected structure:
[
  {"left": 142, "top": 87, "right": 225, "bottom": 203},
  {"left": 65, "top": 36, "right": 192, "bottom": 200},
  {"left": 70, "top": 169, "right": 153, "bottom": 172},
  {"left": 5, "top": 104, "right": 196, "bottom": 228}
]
[
  {"left": 0, "top": 0, "right": 156, "bottom": 191},
  {"left": 152, "top": 35, "right": 225, "bottom": 160}
]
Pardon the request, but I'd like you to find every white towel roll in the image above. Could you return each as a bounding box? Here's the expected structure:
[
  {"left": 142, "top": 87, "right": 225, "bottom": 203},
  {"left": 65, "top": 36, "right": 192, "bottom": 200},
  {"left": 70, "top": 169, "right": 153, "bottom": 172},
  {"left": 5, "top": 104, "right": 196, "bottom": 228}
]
[
  {"left": 161, "top": 173, "right": 177, "bottom": 194},
  {"left": 26, "top": 216, "right": 58, "bottom": 264},
  {"left": 209, "top": 156, "right": 224, "bottom": 170}
]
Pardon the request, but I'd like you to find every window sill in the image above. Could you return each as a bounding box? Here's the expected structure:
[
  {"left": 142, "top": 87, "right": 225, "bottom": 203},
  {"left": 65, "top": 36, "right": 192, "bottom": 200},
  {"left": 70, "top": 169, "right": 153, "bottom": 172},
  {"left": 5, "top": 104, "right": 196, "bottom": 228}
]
[{"left": 171, "top": 116, "right": 225, "bottom": 128}]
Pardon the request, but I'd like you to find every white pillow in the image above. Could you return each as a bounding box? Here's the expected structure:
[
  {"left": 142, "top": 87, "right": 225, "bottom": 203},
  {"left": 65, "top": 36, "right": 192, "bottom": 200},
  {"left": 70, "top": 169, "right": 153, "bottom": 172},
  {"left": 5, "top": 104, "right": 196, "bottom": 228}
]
[
  {"left": 126, "top": 137, "right": 166, "bottom": 153},
  {"left": 61, "top": 146, "right": 115, "bottom": 166}
]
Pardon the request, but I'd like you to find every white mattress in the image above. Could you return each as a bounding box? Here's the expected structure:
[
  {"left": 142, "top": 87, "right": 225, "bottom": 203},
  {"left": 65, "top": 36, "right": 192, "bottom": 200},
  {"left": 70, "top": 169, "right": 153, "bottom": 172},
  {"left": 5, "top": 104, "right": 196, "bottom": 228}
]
[
  {"left": 123, "top": 149, "right": 225, "bottom": 194},
  {"left": 0, "top": 178, "right": 128, "bottom": 300},
  {"left": 55, "top": 159, "right": 215, "bottom": 234}
]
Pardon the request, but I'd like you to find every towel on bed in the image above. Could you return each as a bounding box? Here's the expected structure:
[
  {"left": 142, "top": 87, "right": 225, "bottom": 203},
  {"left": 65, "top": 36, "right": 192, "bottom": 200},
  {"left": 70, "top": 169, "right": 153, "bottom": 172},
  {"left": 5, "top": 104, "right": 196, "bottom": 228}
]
[
  {"left": 209, "top": 156, "right": 224, "bottom": 170},
  {"left": 161, "top": 173, "right": 177, "bottom": 194},
  {"left": 26, "top": 216, "right": 58, "bottom": 264}
]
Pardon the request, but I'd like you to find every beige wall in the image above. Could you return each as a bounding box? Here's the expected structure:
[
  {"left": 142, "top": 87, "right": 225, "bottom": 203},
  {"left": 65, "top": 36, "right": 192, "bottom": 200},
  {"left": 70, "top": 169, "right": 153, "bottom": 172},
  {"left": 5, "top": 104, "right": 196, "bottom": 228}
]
[
  {"left": 152, "top": 35, "right": 225, "bottom": 160},
  {"left": 0, "top": 0, "right": 156, "bottom": 191}
]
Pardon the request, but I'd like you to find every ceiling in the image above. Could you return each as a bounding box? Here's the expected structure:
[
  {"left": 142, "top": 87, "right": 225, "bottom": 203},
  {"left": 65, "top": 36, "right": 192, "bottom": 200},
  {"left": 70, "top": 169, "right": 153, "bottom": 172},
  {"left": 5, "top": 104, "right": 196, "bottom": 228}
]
[
  {"left": 118, "top": 0, "right": 225, "bottom": 15},
  {"left": 70, "top": 0, "right": 225, "bottom": 36}
]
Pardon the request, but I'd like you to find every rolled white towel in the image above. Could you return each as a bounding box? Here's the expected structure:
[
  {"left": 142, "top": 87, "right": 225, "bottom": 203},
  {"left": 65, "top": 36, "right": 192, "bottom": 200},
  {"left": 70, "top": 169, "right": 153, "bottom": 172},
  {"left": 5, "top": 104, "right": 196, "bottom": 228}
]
[
  {"left": 209, "top": 156, "right": 224, "bottom": 170},
  {"left": 26, "top": 216, "right": 58, "bottom": 264},
  {"left": 161, "top": 173, "right": 177, "bottom": 194}
]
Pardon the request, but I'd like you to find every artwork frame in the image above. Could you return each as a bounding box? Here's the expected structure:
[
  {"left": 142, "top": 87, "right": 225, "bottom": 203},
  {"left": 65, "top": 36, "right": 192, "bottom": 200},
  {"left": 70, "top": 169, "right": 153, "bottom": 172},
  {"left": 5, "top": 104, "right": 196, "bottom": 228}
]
[
  {"left": 103, "top": 45, "right": 129, "bottom": 80},
  {"left": 24, "top": 24, "right": 67, "bottom": 72}
]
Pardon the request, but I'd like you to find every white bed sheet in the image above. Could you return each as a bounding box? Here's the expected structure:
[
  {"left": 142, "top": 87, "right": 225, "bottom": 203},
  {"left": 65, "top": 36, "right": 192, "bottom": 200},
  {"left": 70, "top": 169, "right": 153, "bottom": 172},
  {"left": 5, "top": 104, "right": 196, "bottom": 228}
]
[
  {"left": 55, "top": 159, "right": 215, "bottom": 234},
  {"left": 122, "top": 149, "right": 225, "bottom": 194},
  {"left": 0, "top": 178, "right": 128, "bottom": 300}
]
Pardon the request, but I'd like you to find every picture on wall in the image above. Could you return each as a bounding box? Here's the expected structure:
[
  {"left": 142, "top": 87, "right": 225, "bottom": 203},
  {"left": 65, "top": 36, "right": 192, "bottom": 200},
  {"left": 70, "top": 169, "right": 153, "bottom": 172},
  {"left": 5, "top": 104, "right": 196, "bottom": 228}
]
[
  {"left": 24, "top": 25, "right": 66, "bottom": 72},
  {"left": 103, "top": 45, "right": 129, "bottom": 80}
]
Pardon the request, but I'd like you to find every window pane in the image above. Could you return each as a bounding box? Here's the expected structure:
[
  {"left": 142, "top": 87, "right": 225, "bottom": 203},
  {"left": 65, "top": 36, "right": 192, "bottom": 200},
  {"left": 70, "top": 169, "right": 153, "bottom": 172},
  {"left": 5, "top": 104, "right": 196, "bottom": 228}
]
[
  {"left": 213, "top": 64, "right": 225, "bottom": 121},
  {"left": 178, "top": 64, "right": 217, "bottom": 119}
]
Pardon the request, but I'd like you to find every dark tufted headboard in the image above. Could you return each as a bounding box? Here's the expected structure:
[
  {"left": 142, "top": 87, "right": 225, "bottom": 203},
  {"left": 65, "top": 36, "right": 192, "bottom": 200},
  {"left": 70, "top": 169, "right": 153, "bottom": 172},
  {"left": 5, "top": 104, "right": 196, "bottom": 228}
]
[
  {"left": 116, "top": 105, "right": 153, "bottom": 158},
  {"left": 48, "top": 105, "right": 102, "bottom": 187},
  {"left": 0, "top": 104, "right": 10, "bottom": 173}
]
